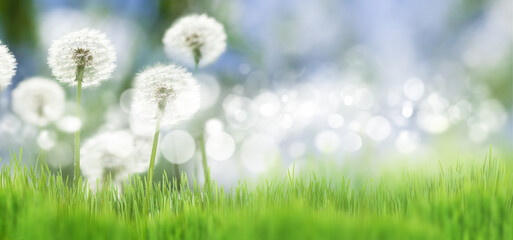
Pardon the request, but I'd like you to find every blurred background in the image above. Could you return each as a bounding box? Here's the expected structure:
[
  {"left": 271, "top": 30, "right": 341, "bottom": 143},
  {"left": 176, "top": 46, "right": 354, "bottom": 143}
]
[{"left": 0, "top": 0, "right": 511, "bottom": 186}]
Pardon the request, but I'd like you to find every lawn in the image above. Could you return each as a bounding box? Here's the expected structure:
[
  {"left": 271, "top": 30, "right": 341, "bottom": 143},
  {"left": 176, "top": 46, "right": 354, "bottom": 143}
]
[{"left": 0, "top": 149, "right": 511, "bottom": 240}]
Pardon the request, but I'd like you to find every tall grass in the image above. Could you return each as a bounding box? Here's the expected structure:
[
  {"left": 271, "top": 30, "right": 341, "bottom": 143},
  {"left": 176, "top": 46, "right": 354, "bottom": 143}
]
[{"left": 0, "top": 149, "right": 512, "bottom": 239}]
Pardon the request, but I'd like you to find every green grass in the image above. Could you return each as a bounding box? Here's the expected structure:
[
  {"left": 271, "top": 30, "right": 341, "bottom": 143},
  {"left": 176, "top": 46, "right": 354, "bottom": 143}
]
[{"left": 0, "top": 149, "right": 512, "bottom": 240}]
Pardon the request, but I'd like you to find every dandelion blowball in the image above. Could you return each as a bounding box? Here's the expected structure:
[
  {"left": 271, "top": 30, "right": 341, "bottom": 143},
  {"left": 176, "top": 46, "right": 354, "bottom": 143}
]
[
  {"left": 80, "top": 130, "right": 134, "bottom": 178},
  {"left": 131, "top": 64, "right": 201, "bottom": 127},
  {"left": 12, "top": 77, "right": 65, "bottom": 127},
  {"left": 129, "top": 135, "right": 154, "bottom": 173},
  {"left": 48, "top": 29, "right": 116, "bottom": 87},
  {"left": 163, "top": 14, "right": 227, "bottom": 67},
  {"left": 0, "top": 41, "right": 16, "bottom": 91}
]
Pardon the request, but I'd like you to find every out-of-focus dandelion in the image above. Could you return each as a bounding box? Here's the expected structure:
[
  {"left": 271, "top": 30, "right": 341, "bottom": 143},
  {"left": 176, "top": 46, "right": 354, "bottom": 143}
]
[
  {"left": 131, "top": 64, "right": 200, "bottom": 189},
  {"left": 80, "top": 130, "right": 134, "bottom": 190},
  {"left": 48, "top": 29, "right": 116, "bottom": 184},
  {"left": 131, "top": 64, "right": 200, "bottom": 128},
  {"left": 129, "top": 135, "right": 154, "bottom": 173},
  {"left": 11, "top": 77, "right": 65, "bottom": 166},
  {"left": 11, "top": 77, "right": 65, "bottom": 127},
  {"left": 0, "top": 41, "right": 17, "bottom": 92},
  {"left": 163, "top": 14, "right": 226, "bottom": 68}
]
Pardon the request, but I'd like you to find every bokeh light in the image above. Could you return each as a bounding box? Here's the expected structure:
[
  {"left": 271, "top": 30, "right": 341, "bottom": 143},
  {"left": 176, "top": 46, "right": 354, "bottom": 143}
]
[{"left": 161, "top": 130, "right": 196, "bottom": 164}]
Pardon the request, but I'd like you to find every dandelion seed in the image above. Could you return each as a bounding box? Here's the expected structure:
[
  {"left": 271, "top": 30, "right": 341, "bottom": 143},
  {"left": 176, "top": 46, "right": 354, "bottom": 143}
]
[
  {"left": 11, "top": 77, "right": 65, "bottom": 127},
  {"left": 0, "top": 41, "right": 16, "bottom": 91},
  {"left": 48, "top": 29, "right": 116, "bottom": 87},
  {"left": 163, "top": 14, "right": 226, "bottom": 67}
]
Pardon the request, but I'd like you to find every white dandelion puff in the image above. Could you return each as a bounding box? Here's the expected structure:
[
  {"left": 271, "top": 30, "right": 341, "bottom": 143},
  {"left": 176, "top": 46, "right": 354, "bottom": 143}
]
[
  {"left": 0, "top": 41, "right": 17, "bottom": 91},
  {"left": 11, "top": 77, "right": 65, "bottom": 127},
  {"left": 131, "top": 64, "right": 201, "bottom": 127},
  {"left": 48, "top": 29, "right": 116, "bottom": 182},
  {"left": 131, "top": 64, "right": 200, "bottom": 185},
  {"left": 128, "top": 134, "right": 154, "bottom": 173},
  {"left": 163, "top": 14, "right": 226, "bottom": 67},
  {"left": 48, "top": 29, "right": 116, "bottom": 88},
  {"left": 80, "top": 130, "right": 134, "bottom": 181}
]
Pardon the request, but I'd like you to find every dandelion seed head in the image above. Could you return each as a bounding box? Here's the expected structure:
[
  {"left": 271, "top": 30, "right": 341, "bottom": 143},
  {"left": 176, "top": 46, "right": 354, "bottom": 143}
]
[
  {"left": 12, "top": 77, "right": 65, "bottom": 126},
  {"left": 163, "top": 14, "right": 226, "bottom": 67},
  {"left": 129, "top": 135, "right": 154, "bottom": 173},
  {"left": 131, "top": 64, "right": 200, "bottom": 127},
  {"left": 0, "top": 41, "right": 16, "bottom": 91},
  {"left": 80, "top": 130, "right": 134, "bottom": 179},
  {"left": 48, "top": 29, "right": 116, "bottom": 88}
]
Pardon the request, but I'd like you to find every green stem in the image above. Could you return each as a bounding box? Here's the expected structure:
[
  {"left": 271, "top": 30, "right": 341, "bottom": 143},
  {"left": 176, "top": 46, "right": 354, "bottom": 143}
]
[
  {"left": 193, "top": 63, "right": 210, "bottom": 191},
  {"left": 147, "top": 111, "right": 162, "bottom": 188},
  {"left": 145, "top": 110, "right": 163, "bottom": 214},
  {"left": 74, "top": 66, "right": 84, "bottom": 185},
  {"left": 199, "top": 133, "right": 210, "bottom": 191}
]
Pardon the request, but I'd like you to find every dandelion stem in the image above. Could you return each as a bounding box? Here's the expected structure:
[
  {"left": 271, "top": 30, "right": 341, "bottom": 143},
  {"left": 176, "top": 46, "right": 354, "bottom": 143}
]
[
  {"left": 145, "top": 110, "right": 162, "bottom": 214},
  {"left": 74, "top": 65, "right": 84, "bottom": 185},
  {"left": 200, "top": 133, "right": 210, "bottom": 191},
  {"left": 147, "top": 110, "right": 163, "bottom": 190},
  {"left": 193, "top": 63, "right": 211, "bottom": 191}
]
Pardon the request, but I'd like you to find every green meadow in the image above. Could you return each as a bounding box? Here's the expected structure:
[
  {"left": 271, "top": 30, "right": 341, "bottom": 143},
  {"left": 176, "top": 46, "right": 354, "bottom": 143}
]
[{"left": 1, "top": 149, "right": 511, "bottom": 240}]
